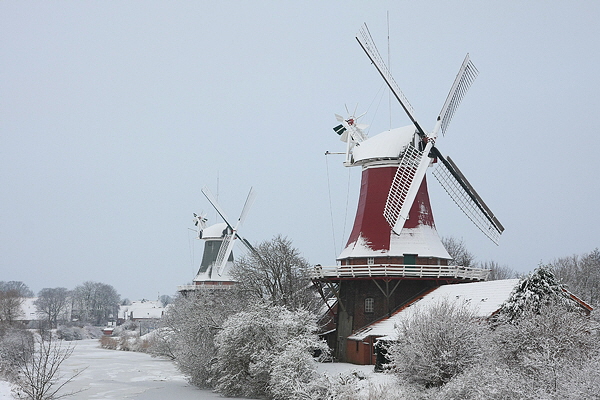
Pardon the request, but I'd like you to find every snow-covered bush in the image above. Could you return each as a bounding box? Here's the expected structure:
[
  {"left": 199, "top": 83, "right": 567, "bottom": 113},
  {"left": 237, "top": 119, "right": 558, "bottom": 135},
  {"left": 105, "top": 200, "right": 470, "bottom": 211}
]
[
  {"left": 0, "top": 325, "right": 33, "bottom": 381},
  {"left": 143, "top": 327, "right": 176, "bottom": 359},
  {"left": 492, "top": 301, "right": 596, "bottom": 395},
  {"left": 269, "top": 336, "right": 329, "bottom": 400},
  {"left": 211, "top": 304, "right": 328, "bottom": 399},
  {"left": 431, "top": 364, "right": 541, "bottom": 400},
  {"left": 56, "top": 326, "right": 84, "bottom": 341},
  {"left": 160, "top": 290, "right": 244, "bottom": 388},
  {"left": 386, "top": 298, "right": 485, "bottom": 388},
  {"left": 99, "top": 335, "right": 118, "bottom": 350},
  {"left": 82, "top": 325, "right": 103, "bottom": 339}
]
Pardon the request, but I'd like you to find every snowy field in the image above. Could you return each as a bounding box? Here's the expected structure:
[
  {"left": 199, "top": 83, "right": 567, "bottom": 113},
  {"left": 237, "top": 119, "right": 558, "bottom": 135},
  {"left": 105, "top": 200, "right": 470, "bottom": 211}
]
[{"left": 0, "top": 339, "right": 384, "bottom": 400}]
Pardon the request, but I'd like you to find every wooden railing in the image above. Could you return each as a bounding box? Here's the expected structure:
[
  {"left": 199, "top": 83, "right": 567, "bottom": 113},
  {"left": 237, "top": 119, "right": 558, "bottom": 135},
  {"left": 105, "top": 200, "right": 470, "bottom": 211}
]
[{"left": 311, "top": 264, "right": 490, "bottom": 281}]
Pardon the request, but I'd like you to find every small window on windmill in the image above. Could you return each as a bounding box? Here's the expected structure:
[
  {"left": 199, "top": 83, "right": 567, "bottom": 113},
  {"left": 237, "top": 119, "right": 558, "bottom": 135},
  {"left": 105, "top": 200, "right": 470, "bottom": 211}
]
[
  {"left": 367, "top": 257, "right": 374, "bottom": 265},
  {"left": 365, "top": 297, "right": 374, "bottom": 313}
]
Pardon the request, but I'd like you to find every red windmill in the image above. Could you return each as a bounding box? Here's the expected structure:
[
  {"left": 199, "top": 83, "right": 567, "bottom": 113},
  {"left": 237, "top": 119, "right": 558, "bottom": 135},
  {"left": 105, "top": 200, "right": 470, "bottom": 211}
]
[{"left": 314, "top": 24, "right": 504, "bottom": 363}]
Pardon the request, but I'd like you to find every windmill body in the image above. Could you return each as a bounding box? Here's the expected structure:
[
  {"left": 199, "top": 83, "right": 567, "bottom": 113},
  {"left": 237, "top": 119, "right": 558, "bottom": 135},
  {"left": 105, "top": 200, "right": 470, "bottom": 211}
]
[
  {"left": 338, "top": 125, "right": 451, "bottom": 264},
  {"left": 192, "top": 222, "right": 235, "bottom": 285}
]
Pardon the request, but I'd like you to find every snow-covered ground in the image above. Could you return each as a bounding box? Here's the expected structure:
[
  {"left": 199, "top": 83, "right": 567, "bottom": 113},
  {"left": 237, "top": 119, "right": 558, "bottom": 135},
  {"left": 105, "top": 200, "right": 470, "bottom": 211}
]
[{"left": 0, "top": 339, "right": 388, "bottom": 400}]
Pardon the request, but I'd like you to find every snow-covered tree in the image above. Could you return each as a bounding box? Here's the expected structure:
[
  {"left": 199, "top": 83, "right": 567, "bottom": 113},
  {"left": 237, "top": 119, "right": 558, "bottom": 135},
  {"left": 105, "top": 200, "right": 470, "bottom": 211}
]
[
  {"left": 34, "top": 288, "right": 70, "bottom": 329},
  {"left": 386, "top": 298, "right": 485, "bottom": 388},
  {"left": 495, "top": 264, "right": 575, "bottom": 323},
  {"left": 211, "top": 304, "right": 328, "bottom": 398},
  {"left": 0, "top": 290, "right": 24, "bottom": 325},
  {"left": 159, "top": 289, "right": 244, "bottom": 388},
  {"left": 71, "top": 281, "right": 120, "bottom": 325},
  {"left": 492, "top": 301, "right": 596, "bottom": 395},
  {"left": 231, "top": 235, "right": 321, "bottom": 313}
]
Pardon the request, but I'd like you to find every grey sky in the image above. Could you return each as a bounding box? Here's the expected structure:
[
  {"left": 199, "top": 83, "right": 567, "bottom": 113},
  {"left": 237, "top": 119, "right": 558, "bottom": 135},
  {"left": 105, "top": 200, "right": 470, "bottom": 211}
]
[{"left": 2, "top": 1, "right": 599, "bottom": 301}]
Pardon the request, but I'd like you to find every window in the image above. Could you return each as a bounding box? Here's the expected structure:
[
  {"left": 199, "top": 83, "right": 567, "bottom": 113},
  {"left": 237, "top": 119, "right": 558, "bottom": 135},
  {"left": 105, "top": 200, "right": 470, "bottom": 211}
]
[
  {"left": 365, "top": 297, "right": 374, "bottom": 313},
  {"left": 367, "top": 257, "right": 374, "bottom": 265}
]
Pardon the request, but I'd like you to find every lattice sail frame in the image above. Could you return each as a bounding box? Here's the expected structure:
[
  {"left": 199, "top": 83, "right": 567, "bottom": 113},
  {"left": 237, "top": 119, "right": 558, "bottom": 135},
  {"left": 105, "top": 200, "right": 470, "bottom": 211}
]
[
  {"left": 432, "top": 160, "right": 501, "bottom": 244},
  {"left": 214, "top": 233, "right": 233, "bottom": 272},
  {"left": 438, "top": 55, "right": 479, "bottom": 136},
  {"left": 384, "top": 144, "right": 423, "bottom": 230}
]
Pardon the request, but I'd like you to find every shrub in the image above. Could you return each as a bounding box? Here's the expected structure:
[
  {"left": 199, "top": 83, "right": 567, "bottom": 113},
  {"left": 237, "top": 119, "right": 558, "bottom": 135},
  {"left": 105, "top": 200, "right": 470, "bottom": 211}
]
[
  {"left": 99, "top": 335, "right": 118, "bottom": 350},
  {"left": 387, "top": 298, "right": 484, "bottom": 388}
]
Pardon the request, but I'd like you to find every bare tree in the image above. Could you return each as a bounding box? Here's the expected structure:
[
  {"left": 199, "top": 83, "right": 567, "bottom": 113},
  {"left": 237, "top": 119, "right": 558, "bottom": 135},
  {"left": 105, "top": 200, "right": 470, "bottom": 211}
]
[
  {"left": 13, "top": 335, "right": 84, "bottom": 400},
  {"left": 0, "top": 290, "right": 25, "bottom": 325},
  {"left": 550, "top": 248, "right": 600, "bottom": 306},
  {"left": 71, "top": 282, "right": 120, "bottom": 325},
  {"left": 441, "top": 236, "right": 476, "bottom": 268},
  {"left": 34, "top": 288, "right": 70, "bottom": 329},
  {"left": 231, "top": 235, "right": 320, "bottom": 313},
  {"left": 481, "top": 260, "right": 518, "bottom": 280},
  {"left": 159, "top": 295, "right": 173, "bottom": 307},
  {"left": 0, "top": 281, "right": 33, "bottom": 325},
  {"left": 0, "top": 281, "right": 34, "bottom": 298}
]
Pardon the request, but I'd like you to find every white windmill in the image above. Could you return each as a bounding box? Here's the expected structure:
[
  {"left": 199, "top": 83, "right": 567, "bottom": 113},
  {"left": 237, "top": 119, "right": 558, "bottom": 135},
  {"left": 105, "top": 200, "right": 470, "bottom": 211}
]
[{"left": 189, "top": 186, "right": 256, "bottom": 287}]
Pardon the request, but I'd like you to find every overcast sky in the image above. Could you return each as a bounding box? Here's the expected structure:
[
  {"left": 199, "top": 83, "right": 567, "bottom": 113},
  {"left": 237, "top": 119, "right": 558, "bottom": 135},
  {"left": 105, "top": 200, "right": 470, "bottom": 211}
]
[{"left": 2, "top": 1, "right": 599, "bottom": 301}]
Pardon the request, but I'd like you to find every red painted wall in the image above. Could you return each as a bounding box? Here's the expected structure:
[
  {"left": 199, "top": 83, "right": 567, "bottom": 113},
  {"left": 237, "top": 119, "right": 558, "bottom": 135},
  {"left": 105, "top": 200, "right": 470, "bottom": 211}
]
[{"left": 345, "top": 166, "right": 436, "bottom": 252}]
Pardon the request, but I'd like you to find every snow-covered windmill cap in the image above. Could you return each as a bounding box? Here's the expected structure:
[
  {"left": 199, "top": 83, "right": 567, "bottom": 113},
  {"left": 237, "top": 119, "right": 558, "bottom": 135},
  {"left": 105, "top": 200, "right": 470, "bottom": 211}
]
[
  {"left": 200, "top": 222, "right": 228, "bottom": 240},
  {"left": 352, "top": 125, "right": 415, "bottom": 165}
]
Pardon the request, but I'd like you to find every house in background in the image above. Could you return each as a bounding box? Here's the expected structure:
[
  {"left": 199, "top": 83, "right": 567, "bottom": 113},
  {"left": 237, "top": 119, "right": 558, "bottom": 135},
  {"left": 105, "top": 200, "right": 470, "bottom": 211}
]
[
  {"left": 117, "top": 300, "right": 165, "bottom": 325},
  {"left": 17, "top": 297, "right": 42, "bottom": 326}
]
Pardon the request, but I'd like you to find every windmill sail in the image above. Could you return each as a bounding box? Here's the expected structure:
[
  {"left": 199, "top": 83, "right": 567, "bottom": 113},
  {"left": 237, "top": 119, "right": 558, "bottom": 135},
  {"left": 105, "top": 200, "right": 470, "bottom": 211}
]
[
  {"left": 384, "top": 141, "right": 433, "bottom": 234},
  {"left": 431, "top": 150, "right": 504, "bottom": 244},
  {"left": 436, "top": 54, "right": 479, "bottom": 136},
  {"left": 356, "top": 24, "right": 427, "bottom": 138}
]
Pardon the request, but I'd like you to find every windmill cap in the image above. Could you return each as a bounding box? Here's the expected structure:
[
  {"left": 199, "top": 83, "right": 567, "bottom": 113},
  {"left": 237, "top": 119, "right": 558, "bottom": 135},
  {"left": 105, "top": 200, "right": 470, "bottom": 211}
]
[
  {"left": 352, "top": 125, "right": 415, "bottom": 164},
  {"left": 201, "top": 222, "right": 229, "bottom": 240}
]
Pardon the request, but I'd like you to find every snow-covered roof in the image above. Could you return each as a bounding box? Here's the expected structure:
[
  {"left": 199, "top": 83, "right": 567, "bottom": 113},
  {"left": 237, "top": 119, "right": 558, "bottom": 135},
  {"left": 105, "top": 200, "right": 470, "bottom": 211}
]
[
  {"left": 201, "top": 222, "right": 227, "bottom": 240},
  {"left": 118, "top": 300, "right": 165, "bottom": 320},
  {"left": 338, "top": 224, "right": 451, "bottom": 259},
  {"left": 352, "top": 125, "right": 415, "bottom": 164},
  {"left": 348, "top": 279, "right": 519, "bottom": 341}
]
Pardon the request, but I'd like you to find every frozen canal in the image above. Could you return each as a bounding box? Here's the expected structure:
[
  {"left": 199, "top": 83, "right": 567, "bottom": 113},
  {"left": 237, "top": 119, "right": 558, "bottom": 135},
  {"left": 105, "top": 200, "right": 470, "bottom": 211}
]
[{"left": 1, "top": 339, "right": 235, "bottom": 400}]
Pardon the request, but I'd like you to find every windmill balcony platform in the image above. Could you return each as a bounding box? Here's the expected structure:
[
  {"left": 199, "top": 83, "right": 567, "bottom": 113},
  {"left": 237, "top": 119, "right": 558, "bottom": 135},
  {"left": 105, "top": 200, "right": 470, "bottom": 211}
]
[
  {"left": 311, "top": 264, "right": 490, "bottom": 281},
  {"left": 177, "top": 283, "right": 234, "bottom": 292}
]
